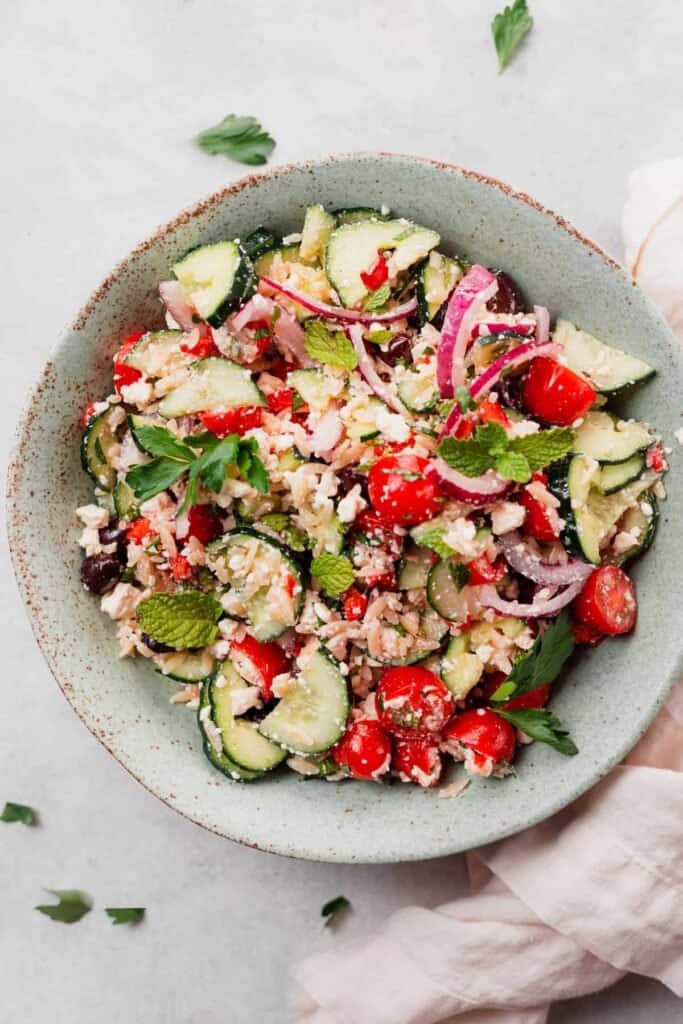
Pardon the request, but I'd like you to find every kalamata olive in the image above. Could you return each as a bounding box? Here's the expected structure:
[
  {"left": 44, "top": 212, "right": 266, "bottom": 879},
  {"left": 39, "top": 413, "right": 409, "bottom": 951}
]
[
  {"left": 377, "top": 334, "right": 412, "bottom": 367},
  {"left": 99, "top": 516, "right": 128, "bottom": 557},
  {"left": 488, "top": 271, "right": 526, "bottom": 315},
  {"left": 80, "top": 553, "right": 122, "bottom": 595},
  {"left": 141, "top": 634, "right": 174, "bottom": 654},
  {"left": 337, "top": 467, "right": 369, "bottom": 500}
]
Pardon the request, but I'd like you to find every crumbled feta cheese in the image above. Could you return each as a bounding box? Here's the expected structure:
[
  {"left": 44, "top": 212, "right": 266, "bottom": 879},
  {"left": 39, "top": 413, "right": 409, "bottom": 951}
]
[
  {"left": 675, "top": 427, "right": 683, "bottom": 446},
  {"left": 490, "top": 501, "right": 526, "bottom": 535},
  {"left": 507, "top": 419, "right": 540, "bottom": 439},
  {"left": 76, "top": 504, "right": 109, "bottom": 529},
  {"left": 120, "top": 379, "right": 154, "bottom": 406},
  {"left": 374, "top": 406, "right": 411, "bottom": 443},
  {"left": 230, "top": 685, "right": 261, "bottom": 716},
  {"left": 337, "top": 484, "right": 367, "bottom": 524},
  {"left": 443, "top": 518, "right": 482, "bottom": 560},
  {"left": 100, "top": 583, "right": 141, "bottom": 621}
]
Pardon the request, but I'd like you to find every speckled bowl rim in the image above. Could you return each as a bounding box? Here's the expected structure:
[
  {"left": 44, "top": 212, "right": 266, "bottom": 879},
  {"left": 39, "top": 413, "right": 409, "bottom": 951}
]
[{"left": 6, "top": 152, "right": 682, "bottom": 863}]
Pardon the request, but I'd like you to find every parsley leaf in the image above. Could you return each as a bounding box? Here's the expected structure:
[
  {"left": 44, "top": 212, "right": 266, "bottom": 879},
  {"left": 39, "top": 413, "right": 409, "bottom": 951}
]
[
  {"left": 437, "top": 436, "right": 495, "bottom": 477},
  {"left": 106, "top": 907, "right": 145, "bottom": 926},
  {"left": 492, "top": 0, "right": 533, "bottom": 72},
  {"left": 496, "top": 708, "right": 578, "bottom": 756},
  {"left": 321, "top": 895, "right": 351, "bottom": 926},
  {"left": 132, "top": 425, "right": 195, "bottom": 462},
  {"left": 127, "top": 457, "right": 190, "bottom": 502},
  {"left": 190, "top": 435, "right": 239, "bottom": 494},
  {"left": 136, "top": 591, "right": 223, "bottom": 650},
  {"left": 507, "top": 428, "right": 576, "bottom": 473},
  {"left": 304, "top": 320, "right": 358, "bottom": 372},
  {"left": 491, "top": 611, "right": 575, "bottom": 702},
  {"left": 195, "top": 114, "right": 275, "bottom": 166},
  {"left": 363, "top": 283, "right": 391, "bottom": 312},
  {"left": 1, "top": 801, "right": 37, "bottom": 825},
  {"left": 311, "top": 554, "right": 355, "bottom": 597},
  {"left": 35, "top": 889, "right": 92, "bottom": 924}
]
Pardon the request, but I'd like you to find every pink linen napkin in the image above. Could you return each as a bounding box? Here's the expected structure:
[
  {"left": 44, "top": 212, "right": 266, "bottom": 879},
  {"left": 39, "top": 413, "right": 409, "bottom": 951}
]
[{"left": 292, "top": 160, "right": 683, "bottom": 1024}]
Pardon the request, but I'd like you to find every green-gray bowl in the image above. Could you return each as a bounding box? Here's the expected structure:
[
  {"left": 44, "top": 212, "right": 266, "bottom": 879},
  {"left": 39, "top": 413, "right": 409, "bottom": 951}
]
[{"left": 7, "top": 154, "right": 683, "bottom": 862}]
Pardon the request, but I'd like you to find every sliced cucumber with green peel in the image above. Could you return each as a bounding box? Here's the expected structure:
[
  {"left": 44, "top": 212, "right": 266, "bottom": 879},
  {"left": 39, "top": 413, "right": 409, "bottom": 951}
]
[
  {"left": 276, "top": 448, "right": 307, "bottom": 473},
  {"left": 440, "top": 634, "right": 483, "bottom": 700},
  {"left": 396, "top": 370, "right": 438, "bottom": 413},
  {"left": 371, "top": 605, "right": 448, "bottom": 667},
  {"left": 549, "top": 455, "right": 602, "bottom": 564},
  {"left": 260, "top": 513, "right": 310, "bottom": 553},
  {"left": 158, "top": 358, "right": 266, "bottom": 418},
  {"left": 173, "top": 241, "right": 255, "bottom": 327},
  {"left": 114, "top": 478, "right": 139, "bottom": 520},
  {"left": 287, "top": 368, "right": 332, "bottom": 413},
  {"left": 398, "top": 543, "right": 435, "bottom": 590},
  {"left": 254, "top": 244, "right": 312, "bottom": 277},
  {"left": 258, "top": 647, "right": 348, "bottom": 755},
  {"left": 572, "top": 411, "right": 652, "bottom": 464},
  {"left": 596, "top": 453, "right": 646, "bottom": 494},
  {"left": 332, "top": 207, "right": 390, "bottom": 225},
  {"left": 211, "top": 663, "right": 285, "bottom": 772},
  {"left": 124, "top": 331, "right": 183, "bottom": 375},
  {"left": 416, "top": 253, "right": 463, "bottom": 325},
  {"left": 243, "top": 226, "right": 280, "bottom": 262},
  {"left": 299, "top": 204, "right": 336, "bottom": 262},
  {"left": 555, "top": 320, "right": 655, "bottom": 393},
  {"left": 198, "top": 684, "right": 263, "bottom": 782},
  {"left": 162, "top": 648, "right": 216, "bottom": 683},
  {"left": 345, "top": 396, "right": 385, "bottom": 440},
  {"left": 325, "top": 219, "right": 440, "bottom": 308},
  {"left": 81, "top": 406, "right": 121, "bottom": 491},
  {"left": 607, "top": 495, "right": 658, "bottom": 565},
  {"left": 426, "top": 560, "right": 470, "bottom": 622}
]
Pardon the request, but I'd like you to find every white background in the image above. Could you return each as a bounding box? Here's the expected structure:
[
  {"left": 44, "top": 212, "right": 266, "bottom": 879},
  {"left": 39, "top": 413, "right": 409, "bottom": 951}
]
[{"left": 1, "top": 2, "right": 682, "bottom": 1021}]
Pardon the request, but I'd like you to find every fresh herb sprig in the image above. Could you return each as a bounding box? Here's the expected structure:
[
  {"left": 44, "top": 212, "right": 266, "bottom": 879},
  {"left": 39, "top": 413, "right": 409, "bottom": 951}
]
[
  {"left": 490, "top": 611, "right": 576, "bottom": 703},
  {"left": 321, "top": 895, "right": 351, "bottom": 926},
  {"left": 1, "top": 801, "right": 37, "bottom": 825},
  {"left": 492, "top": 0, "right": 533, "bottom": 72},
  {"left": 496, "top": 708, "right": 578, "bottom": 756},
  {"left": 195, "top": 114, "right": 275, "bottom": 165},
  {"left": 437, "top": 422, "right": 574, "bottom": 484},
  {"left": 106, "top": 907, "right": 146, "bottom": 926},
  {"left": 35, "top": 890, "right": 92, "bottom": 924}
]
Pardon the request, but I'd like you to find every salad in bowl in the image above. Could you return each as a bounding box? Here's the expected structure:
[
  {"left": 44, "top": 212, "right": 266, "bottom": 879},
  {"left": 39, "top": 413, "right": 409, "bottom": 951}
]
[{"left": 76, "top": 203, "right": 667, "bottom": 790}]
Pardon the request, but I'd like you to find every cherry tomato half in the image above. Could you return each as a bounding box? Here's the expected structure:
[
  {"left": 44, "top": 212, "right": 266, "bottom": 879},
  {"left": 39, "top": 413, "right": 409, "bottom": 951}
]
[
  {"left": 198, "top": 406, "right": 264, "bottom": 437},
  {"left": 503, "top": 683, "right": 551, "bottom": 711},
  {"left": 572, "top": 621, "right": 604, "bottom": 647},
  {"left": 522, "top": 357, "right": 596, "bottom": 426},
  {"left": 478, "top": 395, "right": 510, "bottom": 428},
  {"left": 518, "top": 489, "right": 560, "bottom": 543},
  {"left": 229, "top": 635, "right": 291, "bottom": 702},
  {"left": 573, "top": 565, "right": 637, "bottom": 636},
  {"left": 467, "top": 554, "right": 507, "bottom": 586},
  {"left": 443, "top": 708, "right": 516, "bottom": 764},
  {"left": 181, "top": 333, "right": 220, "bottom": 359},
  {"left": 376, "top": 667, "right": 454, "bottom": 738},
  {"left": 368, "top": 454, "right": 441, "bottom": 527},
  {"left": 266, "top": 388, "right": 295, "bottom": 414},
  {"left": 186, "top": 504, "right": 223, "bottom": 545},
  {"left": 113, "top": 331, "right": 145, "bottom": 393},
  {"left": 332, "top": 719, "right": 392, "bottom": 780},
  {"left": 342, "top": 587, "right": 368, "bottom": 621},
  {"left": 393, "top": 737, "right": 442, "bottom": 787}
]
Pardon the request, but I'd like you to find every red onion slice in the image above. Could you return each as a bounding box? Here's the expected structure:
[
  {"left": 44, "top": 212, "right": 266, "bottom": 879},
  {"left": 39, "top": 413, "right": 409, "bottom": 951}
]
[
  {"left": 534, "top": 305, "right": 550, "bottom": 343},
  {"left": 500, "top": 531, "right": 594, "bottom": 586},
  {"left": 159, "top": 281, "right": 197, "bottom": 332},
  {"left": 231, "top": 293, "right": 273, "bottom": 332},
  {"left": 259, "top": 277, "right": 416, "bottom": 324},
  {"left": 478, "top": 578, "right": 586, "bottom": 618},
  {"left": 437, "top": 265, "right": 498, "bottom": 398},
  {"left": 231, "top": 293, "right": 312, "bottom": 367},
  {"left": 348, "top": 325, "right": 405, "bottom": 413},
  {"left": 427, "top": 458, "right": 510, "bottom": 506}
]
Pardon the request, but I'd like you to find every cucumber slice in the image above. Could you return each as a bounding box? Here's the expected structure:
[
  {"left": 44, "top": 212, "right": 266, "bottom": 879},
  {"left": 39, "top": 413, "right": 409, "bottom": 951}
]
[
  {"left": 441, "top": 634, "right": 484, "bottom": 700},
  {"left": 81, "top": 406, "right": 121, "bottom": 491},
  {"left": 426, "top": 560, "right": 470, "bottom": 622},
  {"left": 396, "top": 370, "right": 438, "bottom": 413},
  {"left": 114, "top": 478, "right": 139, "bottom": 520},
  {"left": 345, "top": 396, "right": 385, "bottom": 440},
  {"left": 416, "top": 253, "right": 463, "bottom": 325},
  {"left": 158, "top": 358, "right": 266, "bottom": 419},
  {"left": 173, "top": 241, "right": 255, "bottom": 327},
  {"left": 555, "top": 320, "right": 655, "bottom": 393},
  {"left": 258, "top": 647, "right": 348, "bottom": 755},
  {"left": 259, "top": 513, "right": 310, "bottom": 553},
  {"left": 398, "top": 543, "right": 435, "bottom": 589},
  {"left": 471, "top": 332, "right": 518, "bottom": 373},
  {"left": 607, "top": 495, "right": 658, "bottom": 565},
  {"left": 243, "top": 226, "right": 280, "bottom": 262},
  {"left": 276, "top": 448, "right": 306, "bottom": 473},
  {"left": 332, "top": 207, "right": 391, "bottom": 225},
  {"left": 370, "top": 604, "right": 448, "bottom": 667},
  {"left": 254, "top": 244, "right": 312, "bottom": 277},
  {"left": 206, "top": 528, "right": 304, "bottom": 642},
  {"left": 573, "top": 411, "right": 652, "bottom": 464},
  {"left": 161, "top": 648, "right": 216, "bottom": 683},
  {"left": 198, "top": 683, "right": 263, "bottom": 782},
  {"left": 299, "top": 204, "right": 336, "bottom": 262},
  {"left": 211, "top": 663, "right": 285, "bottom": 772},
  {"left": 124, "top": 331, "right": 183, "bottom": 376},
  {"left": 287, "top": 368, "right": 332, "bottom": 413},
  {"left": 549, "top": 455, "right": 602, "bottom": 564},
  {"left": 325, "top": 219, "right": 439, "bottom": 308},
  {"left": 596, "top": 453, "right": 646, "bottom": 494}
]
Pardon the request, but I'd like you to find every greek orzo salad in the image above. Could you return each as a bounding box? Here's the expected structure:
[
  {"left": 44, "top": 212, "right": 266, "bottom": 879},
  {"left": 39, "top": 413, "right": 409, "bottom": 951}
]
[{"left": 77, "top": 204, "right": 668, "bottom": 788}]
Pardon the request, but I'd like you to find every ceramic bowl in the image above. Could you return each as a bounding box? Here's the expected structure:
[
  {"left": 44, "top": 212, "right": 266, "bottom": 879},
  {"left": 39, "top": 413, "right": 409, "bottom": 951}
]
[{"left": 7, "top": 154, "right": 683, "bottom": 862}]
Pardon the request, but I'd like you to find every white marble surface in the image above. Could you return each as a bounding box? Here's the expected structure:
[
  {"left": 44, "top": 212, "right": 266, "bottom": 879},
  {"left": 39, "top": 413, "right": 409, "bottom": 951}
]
[{"left": 1, "top": 1, "right": 681, "bottom": 1021}]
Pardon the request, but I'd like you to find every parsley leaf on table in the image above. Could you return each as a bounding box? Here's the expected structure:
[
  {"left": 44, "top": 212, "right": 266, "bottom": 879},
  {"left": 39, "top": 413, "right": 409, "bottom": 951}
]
[
  {"left": 195, "top": 114, "right": 275, "bottom": 166},
  {"left": 1, "top": 801, "right": 37, "bottom": 825},
  {"left": 321, "top": 895, "right": 351, "bottom": 926},
  {"left": 105, "top": 907, "right": 146, "bottom": 926},
  {"left": 35, "top": 890, "right": 92, "bottom": 924},
  {"left": 492, "top": 0, "right": 533, "bottom": 72}
]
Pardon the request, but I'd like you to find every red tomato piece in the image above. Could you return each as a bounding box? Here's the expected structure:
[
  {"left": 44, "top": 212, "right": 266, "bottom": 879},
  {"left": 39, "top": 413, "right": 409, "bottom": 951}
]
[
  {"left": 376, "top": 667, "right": 454, "bottom": 738},
  {"left": 647, "top": 444, "right": 666, "bottom": 473},
  {"left": 126, "top": 517, "right": 153, "bottom": 544},
  {"left": 572, "top": 621, "right": 604, "bottom": 647},
  {"left": 266, "top": 388, "right": 295, "bottom": 413},
  {"left": 443, "top": 708, "right": 516, "bottom": 764},
  {"left": 503, "top": 683, "right": 551, "bottom": 711},
  {"left": 522, "top": 357, "right": 596, "bottom": 426},
  {"left": 455, "top": 417, "right": 476, "bottom": 439},
  {"left": 331, "top": 719, "right": 392, "bottom": 780},
  {"left": 113, "top": 331, "right": 145, "bottom": 393},
  {"left": 573, "top": 565, "right": 637, "bottom": 636},
  {"left": 360, "top": 253, "right": 389, "bottom": 291},
  {"left": 169, "top": 554, "right": 193, "bottom": 581},
  {"left": 478, "top": 395, "right": 510, "bottom": 428},
  {"left": 187, "top": 504, "right": 223, "bottom": 545},
  {"left": 393, "top": 737, "right": 442, "bottom": 787},
  {"left": 181, "top": 334, "right": 220, "bottom": 359},
  {"left": 229, "top": 635, "right": 290, "bottom": 701},
  {"left": 81, "top": 401, "right": 99, "bottom": 428},
  {"left": 198, "top": 406, "right": 264, "bottom": 437},
  {"left": 342, "top": 587, "right": 368, "bottom": 621},
  {"left": 368, "top": 454, "right": 441, "bottom": 527},
  {"left": 466, "top": 554, "right": 507, "bottom": 585},
  {"left": 518, "top": 489, "right": 560, "bottom": 543}
]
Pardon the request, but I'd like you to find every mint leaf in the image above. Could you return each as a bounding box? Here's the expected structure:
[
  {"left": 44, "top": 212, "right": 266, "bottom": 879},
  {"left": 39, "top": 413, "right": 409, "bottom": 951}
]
[
  {"left": 127, "top": 458, "right": 189, "bottom": 502},
  {"left": 414, "top": 528, "right": 455, "bottom": 559},
  {"left": 304, "top": 320, "right": 358, "bottom": 372},
  {"left": 455, "top": 386, "right": 475, "bottom": 412},
  {"left": 492, "top": 0, "right": 533, "bottom": 72},
  {"left": 495, "top": 449, "right": 531, "bottom": 483},
  {"left": 195, "top": 114, "right": 275, "bottom": 166},
  {"left": 437, "top": 436, "right": 495, "bottom": 477},
  {"left": 321, "top": 895, "right": 351, "bottom": 926},
  {"left": 448, "top": 561, "right": 471, "bottom": 590},
  {"left": 132, "top": 425, "right": 195, "bottom": 462},
  {"left": 136, "top": 591, "right": 223, "bottom": 650},
  {"left": 508, "top": 428, "right": 576, "bottom": 472},
  {"left": 36, "top": 889, "right": 91, "bottom": 924},
  {"left": 475, "top": 421, "right": 508, "bottom": 455},
  {"left": 363, "top": 283, "right": 391, "bottom": 312},
  {"left": 491, "top": 611, "right": 575, "bottom": 702},
  {"left": 106, "top": 907, "right": 145, "bottom": 926},
  {"left": 496, "top": 708, "right": 578, "bottom": 756},
  {"left": 311, "top": 554, "right": 355, "bottom": 597},
  {"left": 1, "top": 801, "right": 37, "bottom": 825}
]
